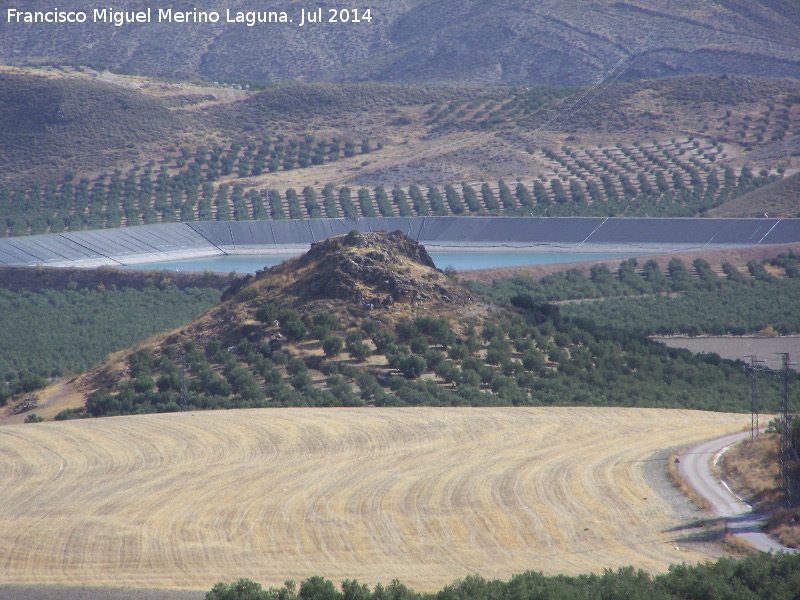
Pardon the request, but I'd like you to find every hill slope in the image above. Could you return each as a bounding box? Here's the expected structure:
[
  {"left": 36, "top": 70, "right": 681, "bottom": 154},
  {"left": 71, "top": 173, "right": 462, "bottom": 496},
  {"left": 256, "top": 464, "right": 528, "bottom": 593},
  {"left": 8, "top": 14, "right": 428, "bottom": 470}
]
[
  {"left": 708, "top": 171, "right": 800, "bottom": 217},
  {"left": 0, "top": 71, "right": 192, "bottom": 180},
  {"left": 2, "top": 68, "right": 799, "bottom": 218},
  {"left": 1, "top": 1, "right": 799, "bottom": 85},
  {"left": 61, "top": 230, "right": 782, "bottom": 420}
]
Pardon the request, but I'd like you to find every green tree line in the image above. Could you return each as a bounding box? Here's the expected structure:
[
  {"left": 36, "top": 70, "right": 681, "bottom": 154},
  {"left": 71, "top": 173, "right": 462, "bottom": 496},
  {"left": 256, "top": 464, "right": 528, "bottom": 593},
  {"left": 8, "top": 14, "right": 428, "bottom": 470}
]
[
  {"left": 0, "top": 163, "right": 776, "bottom": 237},
  {"left": 206, "top": 552, "right": 800, "bottom": 600}
]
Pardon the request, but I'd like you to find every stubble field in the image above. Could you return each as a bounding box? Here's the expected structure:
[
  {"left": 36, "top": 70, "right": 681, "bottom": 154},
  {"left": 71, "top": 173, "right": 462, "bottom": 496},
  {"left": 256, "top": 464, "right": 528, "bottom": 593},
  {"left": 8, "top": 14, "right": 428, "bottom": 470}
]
[{"left": 0, "top": 407, "right": 750, "bottom": 591}]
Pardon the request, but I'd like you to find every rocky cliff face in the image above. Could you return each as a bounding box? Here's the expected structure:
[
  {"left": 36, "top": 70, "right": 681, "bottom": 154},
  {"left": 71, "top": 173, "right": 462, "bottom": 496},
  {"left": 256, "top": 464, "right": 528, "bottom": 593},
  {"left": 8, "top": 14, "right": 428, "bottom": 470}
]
[{"left": 262, "top": 230, "right": 472, "bottom": 310}]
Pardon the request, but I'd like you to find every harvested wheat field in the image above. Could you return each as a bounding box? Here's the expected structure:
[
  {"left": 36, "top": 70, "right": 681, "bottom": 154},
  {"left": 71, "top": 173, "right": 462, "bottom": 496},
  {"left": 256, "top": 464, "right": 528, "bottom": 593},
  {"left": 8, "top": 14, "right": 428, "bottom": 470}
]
[{"left": 0, "top": 408, "right": 749, "bottom": 591}]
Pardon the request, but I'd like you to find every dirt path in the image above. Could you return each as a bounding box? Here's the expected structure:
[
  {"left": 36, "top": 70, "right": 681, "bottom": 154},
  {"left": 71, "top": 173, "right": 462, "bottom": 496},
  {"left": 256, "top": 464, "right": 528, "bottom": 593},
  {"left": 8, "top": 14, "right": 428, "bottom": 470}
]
[{"left": 0, "top": 407, "right": 749, "bottom": 591}]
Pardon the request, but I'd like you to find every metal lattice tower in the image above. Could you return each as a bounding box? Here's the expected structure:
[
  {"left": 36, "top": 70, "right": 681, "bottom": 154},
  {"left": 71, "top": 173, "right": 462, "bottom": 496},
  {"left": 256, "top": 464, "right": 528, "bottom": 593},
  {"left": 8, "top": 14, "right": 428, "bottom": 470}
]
[
  {"left": 180, "top": 353, "right": 188, "bottom": 412},
  {"left": 776, "top": 353, "right": 797, "bottom": 507},
  {"left": 743, "top": 356, "right": 764, "bottom": 441}
]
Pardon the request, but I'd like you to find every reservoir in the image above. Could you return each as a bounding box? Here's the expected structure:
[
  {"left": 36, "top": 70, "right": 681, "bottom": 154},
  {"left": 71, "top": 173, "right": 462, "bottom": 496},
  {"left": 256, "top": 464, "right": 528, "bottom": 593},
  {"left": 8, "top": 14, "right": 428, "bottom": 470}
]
[
  {"left": 122, "top": 250, "right": 639, "bottom": 273},
  {"left": 2, "top": 217, "right": 797, "bottom": 269}
]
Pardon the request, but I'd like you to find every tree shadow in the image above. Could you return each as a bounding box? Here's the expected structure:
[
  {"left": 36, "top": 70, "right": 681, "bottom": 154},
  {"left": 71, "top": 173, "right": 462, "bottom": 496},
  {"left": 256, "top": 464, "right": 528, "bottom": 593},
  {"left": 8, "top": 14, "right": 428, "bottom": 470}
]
[{"left": 666, "top": 513, "right": 769, "bottom": 544}]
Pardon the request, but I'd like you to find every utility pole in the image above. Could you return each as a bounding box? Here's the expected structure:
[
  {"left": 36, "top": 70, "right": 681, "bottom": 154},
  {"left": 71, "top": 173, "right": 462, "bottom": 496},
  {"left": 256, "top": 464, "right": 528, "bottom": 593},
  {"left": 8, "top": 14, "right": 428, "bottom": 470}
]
[{"left": 743, "top": 355, "right": 764, "bottom": 441}]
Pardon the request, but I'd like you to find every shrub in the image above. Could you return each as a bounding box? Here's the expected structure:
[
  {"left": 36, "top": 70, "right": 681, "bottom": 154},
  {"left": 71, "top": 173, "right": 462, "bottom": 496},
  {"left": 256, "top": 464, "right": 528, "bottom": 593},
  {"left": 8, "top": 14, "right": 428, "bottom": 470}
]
[
  {"left": 348, "top": 342, "right": 372, "bottom": 363},
  {"left": 313, "top": 311, "right": 339, "bottom": 339},
  {"left": 255, "top": 302, "right": 279, "bottom": 324},
  {"left": 400, "top": 354, "right": 427, "bottom": 379},
  {"left": 54, "top": 408, "right": 87, "bottom": 421},
  {"left": 409, "top": 336, "right": 429, "bottom": 355},
  {"left": 372, "top": 330, "right": 397, "bottom": 354},
  {"left": 361, "top": 319, "right": 380, "bottom": 336},
  {"left": 281, "top": 320, "right": 307, "bottom": 342},
  {"left": 322, "top": 336, "right": 344, "bottom": 358},
  {"left": 286, "top": 357, "right": 308, "bottom": 375}
]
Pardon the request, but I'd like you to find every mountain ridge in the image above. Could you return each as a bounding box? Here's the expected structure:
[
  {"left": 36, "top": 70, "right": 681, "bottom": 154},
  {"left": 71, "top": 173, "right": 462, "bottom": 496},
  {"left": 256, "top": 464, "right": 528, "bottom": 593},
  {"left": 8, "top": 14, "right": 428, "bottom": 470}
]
[{"left": 1, "top": 1, "right": 799, "bottom": 86}]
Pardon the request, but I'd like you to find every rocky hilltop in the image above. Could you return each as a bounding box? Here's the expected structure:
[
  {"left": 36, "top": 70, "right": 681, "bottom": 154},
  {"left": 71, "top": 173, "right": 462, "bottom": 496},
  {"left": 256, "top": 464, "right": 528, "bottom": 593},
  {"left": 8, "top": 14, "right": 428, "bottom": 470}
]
[
  {"left": 63, "top": 229, "right": 774, "bottom": 419},
  {"left": 251, "top": 230, "right": 471, "bottom": 310},
  {"left": 84, "top": 230, "right": 482, "bottom": 400},
  {"left": 188, "top": 229, "right": 475, "bottom": 346}
]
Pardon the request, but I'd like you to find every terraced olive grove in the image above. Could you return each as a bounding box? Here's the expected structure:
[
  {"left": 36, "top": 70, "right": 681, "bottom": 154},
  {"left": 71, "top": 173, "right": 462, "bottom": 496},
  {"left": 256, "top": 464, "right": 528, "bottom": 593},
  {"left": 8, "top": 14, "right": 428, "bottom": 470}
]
[
  {"left": 0, "top": 140, "right": 782, "bottom": 237},
  {"left": 2, "top": 70, "right": 799, "bottom": 235}
]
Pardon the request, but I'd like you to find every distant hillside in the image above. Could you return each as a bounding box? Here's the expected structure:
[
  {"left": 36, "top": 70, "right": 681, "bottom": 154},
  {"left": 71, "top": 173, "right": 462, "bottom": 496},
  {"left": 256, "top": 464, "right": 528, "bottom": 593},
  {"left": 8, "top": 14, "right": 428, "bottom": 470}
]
[
  {"left": 0, "top": 71, "right": 507, "bottom": 186},
  {"left": 0, "top": 72, "right": 190, "bottom": 179},
  {"left": 2, "top": 69, "right": 799, "bottom": 233},
  {"left": 527, "top": 75, "right": 800, "bottom": 137},
  {"left": 708, "top": 171, "right": 800, "bottom": 217},
  {"left": 1, "top": 1, "right": 799, "bottom": 85}
]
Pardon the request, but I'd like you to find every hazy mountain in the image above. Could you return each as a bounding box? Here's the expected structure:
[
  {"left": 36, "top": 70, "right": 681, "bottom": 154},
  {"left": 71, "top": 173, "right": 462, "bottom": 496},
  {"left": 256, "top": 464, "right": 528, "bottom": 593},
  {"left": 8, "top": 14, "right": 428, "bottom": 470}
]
[{"left": 1, "top": 0, "right": 799, "bottom": 85}]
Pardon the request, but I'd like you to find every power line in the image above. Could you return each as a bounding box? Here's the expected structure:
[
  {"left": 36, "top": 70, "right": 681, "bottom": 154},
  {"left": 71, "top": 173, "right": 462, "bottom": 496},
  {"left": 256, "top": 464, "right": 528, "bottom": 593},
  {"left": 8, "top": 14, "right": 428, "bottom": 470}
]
[
  {"left": 776, "top": 353, "right": 798, "bottom": 507},
  {"left": 743, "top": 355, "right": 765, "bottom": 441},
  {"left": 426, "top": 32, "right": 655, "bottom": 163},
  {"left": 746, "top": 353, "right": 798, "bottom": 507},
  {"left": 529, "top": 33, "right": 654, "bottom": 144},
  {"left": 180, "top": 352, "right": 188, "bottom": 412}
]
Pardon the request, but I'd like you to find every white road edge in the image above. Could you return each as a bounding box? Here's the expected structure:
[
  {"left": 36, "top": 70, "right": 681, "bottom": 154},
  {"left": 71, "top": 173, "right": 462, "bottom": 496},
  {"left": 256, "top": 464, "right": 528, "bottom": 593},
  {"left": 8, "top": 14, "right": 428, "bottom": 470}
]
[{"left": 678, "top": 430, "right": 797, "bottom": 553}]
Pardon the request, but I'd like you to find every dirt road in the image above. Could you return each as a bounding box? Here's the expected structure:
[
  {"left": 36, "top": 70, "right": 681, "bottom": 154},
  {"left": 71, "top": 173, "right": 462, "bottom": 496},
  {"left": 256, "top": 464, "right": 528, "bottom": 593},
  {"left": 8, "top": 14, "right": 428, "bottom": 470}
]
[{"left": 678, "top": 431, "right": 796, "bottom": 553}]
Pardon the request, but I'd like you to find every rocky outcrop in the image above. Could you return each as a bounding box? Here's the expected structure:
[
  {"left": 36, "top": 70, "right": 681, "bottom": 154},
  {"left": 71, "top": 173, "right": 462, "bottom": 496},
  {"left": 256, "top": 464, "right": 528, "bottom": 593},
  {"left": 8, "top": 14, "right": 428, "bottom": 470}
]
[
  {"left": 305, "top": 229, "right": 437, "bottom": 269},
  {"left": 256, "top": 230, "right": 472, "bottom": 309}
]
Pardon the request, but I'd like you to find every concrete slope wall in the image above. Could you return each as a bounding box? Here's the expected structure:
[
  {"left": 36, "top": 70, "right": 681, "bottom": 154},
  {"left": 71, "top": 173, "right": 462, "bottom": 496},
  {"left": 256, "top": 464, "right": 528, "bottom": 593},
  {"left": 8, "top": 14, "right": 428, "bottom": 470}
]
[{"left": 0, "top": 217, "right": 798, "bottom": 268}]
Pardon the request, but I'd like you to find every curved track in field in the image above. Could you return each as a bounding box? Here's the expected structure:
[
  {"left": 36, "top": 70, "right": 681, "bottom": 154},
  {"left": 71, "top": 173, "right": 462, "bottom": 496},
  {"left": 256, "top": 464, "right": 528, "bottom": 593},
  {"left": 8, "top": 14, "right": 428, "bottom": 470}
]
[{"left": 0, "top": 407, "right": 749, "bottom": 591}]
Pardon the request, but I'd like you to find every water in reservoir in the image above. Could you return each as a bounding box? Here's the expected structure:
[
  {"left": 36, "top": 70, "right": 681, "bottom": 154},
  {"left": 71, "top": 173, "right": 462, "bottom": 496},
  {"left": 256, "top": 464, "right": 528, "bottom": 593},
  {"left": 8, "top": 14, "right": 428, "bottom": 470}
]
[{"left": 122, "top": 250, "right": 639, "bottom": 274}]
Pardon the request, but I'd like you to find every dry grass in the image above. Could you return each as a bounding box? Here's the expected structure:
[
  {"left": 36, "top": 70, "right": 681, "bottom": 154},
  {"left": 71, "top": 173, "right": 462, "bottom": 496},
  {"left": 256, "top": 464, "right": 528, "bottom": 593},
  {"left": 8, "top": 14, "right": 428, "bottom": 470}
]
[
  {"left": 0, "top": 380, "right": 85, "bottom": 426},
  {"left": 718, "top": 436, "right": 781, "bottom": 508},
  {"left": 722, "top": 532, "right": 758, "bottom": 555},
  {"left": 717, "top": 436, "right": 800, "bottom": 549},
  {"left": 767, "top": 508, "right": 800, "bottom": 548},
  {"left": 0, "top": 407, "right": 749, "bottom": 591}
]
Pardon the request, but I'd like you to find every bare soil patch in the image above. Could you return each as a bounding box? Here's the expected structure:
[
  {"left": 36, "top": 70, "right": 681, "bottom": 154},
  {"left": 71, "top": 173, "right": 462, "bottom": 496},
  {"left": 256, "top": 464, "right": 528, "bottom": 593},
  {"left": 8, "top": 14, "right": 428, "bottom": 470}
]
[
  {"left": 653, "top": 335, "right": 800, "bottom": 371},
  {"left": 0, "top": 585, "right": 202, "bottom": 600}
]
